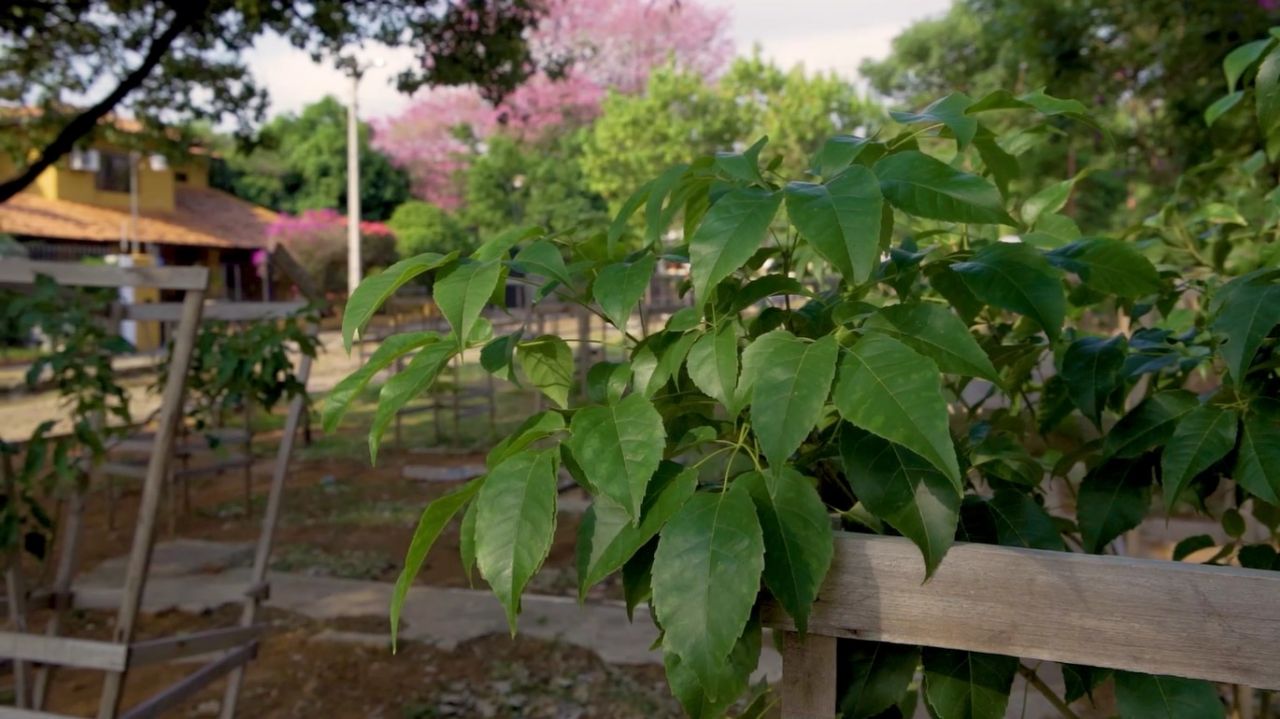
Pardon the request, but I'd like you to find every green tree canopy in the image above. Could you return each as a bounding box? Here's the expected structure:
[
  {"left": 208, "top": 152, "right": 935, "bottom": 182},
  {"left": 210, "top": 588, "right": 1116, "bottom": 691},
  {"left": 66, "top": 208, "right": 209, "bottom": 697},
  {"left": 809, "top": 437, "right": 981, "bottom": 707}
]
[
  {"left": 460, "top": 132, "right": 608, "bottom": 237},
  {"left": 583, "top": 56, "right": 878, "bottom": 208},
  {"left": 861, "top": 0, "right": 1277, "bottom": 230},
  {"left": 212, "top": 96, "right": 410, "bottom": 220},
  {"left": 387, "top": 200, "right": 467, "bottom": 257},
  {"left": 0, "top": 0, "right": 541, "bottom": 202}
]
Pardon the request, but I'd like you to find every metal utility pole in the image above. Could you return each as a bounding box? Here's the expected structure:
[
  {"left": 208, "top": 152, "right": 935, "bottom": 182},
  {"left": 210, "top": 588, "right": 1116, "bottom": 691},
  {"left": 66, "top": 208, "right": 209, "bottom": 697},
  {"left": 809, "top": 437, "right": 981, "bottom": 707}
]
[{"left": 346, "top": 69, "right": 362, "bottom": 298}]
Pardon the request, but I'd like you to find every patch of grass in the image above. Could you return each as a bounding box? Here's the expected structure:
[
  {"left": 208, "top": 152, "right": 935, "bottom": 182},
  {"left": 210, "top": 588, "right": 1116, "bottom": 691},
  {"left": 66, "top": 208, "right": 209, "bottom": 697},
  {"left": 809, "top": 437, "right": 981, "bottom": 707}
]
[
  {"left": 195, "top": 494, "right": 268, "bottom": 519},
  {"left": 269, "top": 543, "right": 397, "bottom": 580}
]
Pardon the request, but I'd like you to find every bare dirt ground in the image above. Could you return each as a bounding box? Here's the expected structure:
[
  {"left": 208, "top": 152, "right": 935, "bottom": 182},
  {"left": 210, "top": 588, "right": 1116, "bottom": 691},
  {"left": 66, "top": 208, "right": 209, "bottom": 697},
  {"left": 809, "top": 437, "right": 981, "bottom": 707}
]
[{"left": 41, "top": 605, "right": 683, "bottom": 718}]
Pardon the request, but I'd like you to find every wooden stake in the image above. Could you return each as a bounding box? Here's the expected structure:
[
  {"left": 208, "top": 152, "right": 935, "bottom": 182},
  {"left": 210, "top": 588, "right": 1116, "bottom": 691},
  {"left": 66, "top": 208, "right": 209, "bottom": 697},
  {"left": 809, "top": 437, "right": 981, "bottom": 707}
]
[
  {"left": 96, "top": 287, "right": 205, "bottom": 719},
  {"left": 219, "top": 336, "right": 314, "bottom": 719},
  {"left": 31, "top": 484, "right": 85, "bottom": 709},
  {"left": 780, "top": 633, "right": 837, "bottom": 719},
  {"left": 2, "top": 452, "right": 31, "bottom": 709}
]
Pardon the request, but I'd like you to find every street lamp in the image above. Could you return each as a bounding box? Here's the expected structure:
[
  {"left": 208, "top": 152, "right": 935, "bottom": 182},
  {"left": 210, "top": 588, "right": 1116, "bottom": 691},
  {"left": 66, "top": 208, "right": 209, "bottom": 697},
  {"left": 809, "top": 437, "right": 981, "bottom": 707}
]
[{"left": 338, "top": 55, "right": 385, "bottom": 298}]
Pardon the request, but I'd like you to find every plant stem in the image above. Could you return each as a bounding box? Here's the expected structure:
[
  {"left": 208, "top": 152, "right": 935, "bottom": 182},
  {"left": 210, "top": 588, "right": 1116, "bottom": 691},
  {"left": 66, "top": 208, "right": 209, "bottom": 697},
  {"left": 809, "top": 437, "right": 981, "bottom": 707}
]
[{"left": 1017, "top": 664, "right": 1081, "bottom": 719}]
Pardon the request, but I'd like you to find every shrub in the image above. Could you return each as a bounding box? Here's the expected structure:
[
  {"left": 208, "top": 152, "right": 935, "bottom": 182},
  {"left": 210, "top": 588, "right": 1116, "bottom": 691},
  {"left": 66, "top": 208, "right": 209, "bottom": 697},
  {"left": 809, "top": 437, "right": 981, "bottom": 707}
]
[
  {"left": 330, "top": 34, "right": 1280, "bottom": 719},
  {"left": 387, "top": 200, "right": 467, "bottom": 258},
  {"left": 268, "top": 209, "right": 397, "bottom": 295}
]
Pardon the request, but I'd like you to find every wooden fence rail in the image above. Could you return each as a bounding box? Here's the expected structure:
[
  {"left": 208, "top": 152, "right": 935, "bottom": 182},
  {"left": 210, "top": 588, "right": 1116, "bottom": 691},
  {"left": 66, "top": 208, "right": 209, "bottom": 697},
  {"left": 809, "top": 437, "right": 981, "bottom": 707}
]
[{"left": 769, "top": 533, "right": 1280, "bottom": 718}]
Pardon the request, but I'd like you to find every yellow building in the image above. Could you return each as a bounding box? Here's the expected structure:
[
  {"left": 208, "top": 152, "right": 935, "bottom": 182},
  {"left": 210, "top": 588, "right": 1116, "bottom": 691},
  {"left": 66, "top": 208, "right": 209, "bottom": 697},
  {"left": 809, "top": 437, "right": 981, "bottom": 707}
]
[{"left": 0, "top": 127, "right": 279, "bottom": 301}]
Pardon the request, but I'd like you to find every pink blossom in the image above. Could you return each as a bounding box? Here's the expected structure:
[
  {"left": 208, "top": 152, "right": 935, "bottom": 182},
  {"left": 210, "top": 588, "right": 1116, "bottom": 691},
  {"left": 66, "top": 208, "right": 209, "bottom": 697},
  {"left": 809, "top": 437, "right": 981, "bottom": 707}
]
[
  {"left": 268, "top": 209, "right": 392, "bottom": 240},
  {"left": 372, "top": 0, "right": 731, "bottom": 206}
]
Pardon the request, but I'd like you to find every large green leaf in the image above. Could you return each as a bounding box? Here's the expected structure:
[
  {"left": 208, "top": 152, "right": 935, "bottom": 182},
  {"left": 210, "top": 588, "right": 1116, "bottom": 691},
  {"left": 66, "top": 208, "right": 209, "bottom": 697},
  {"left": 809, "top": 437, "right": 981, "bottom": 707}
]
[
  {"left": 966, "top": 87, "right": 1091, "bottom": 119},
  {"left": 1047, "top": 238, "right": 1163, "bottom": 299},
  {"left": 689, "top": 187, "right": 782, "bottom": 301},
  {"left": 369, "top": 339, "right": 456, "bottom": 463},
  {"left": 840, "top": 428, "right": 960, "bottom": 576},
  {"left": 342, "top": 252, "right": 456, "bottom": 351},
  {"left": 1062, "top": 665, "right": 1112, "bottom": 704},
  {"left": 434, "top": 258, "right": 503, "bottom": 349},
  {"left": 1257, "top": 46, "right": 1280, "bottom": 143},
  {"left": 664, "top": 615, "right": 761, "bottom": 717},
  {"left": 480, "top": 331, "right": 522, "bottom": 383},
  {"left": 486, "top": 410, "right": 565, "bottom": 468},
  {"left": 985, "top": 489, "right": 1065, "bottom": 551},
  {"left": 891, "top": 93, "right": 978, "bottom": 148},
  {"left": 512, "top": 240, "right": 572, "bottom": 288},
  {"left": 1059, "top": 335, "right": 1126, "bottom": 427},
  {"left": 739, "top": 469, "right": 833, "bottom": 632},
  {"left": 473, "top": 225, "right": 542, "bottom": 262},
  {"left": 1113, "top": 672, "right": 1225, "bottom": 719},
  {"left": 686, "top": 323, "right": 741, "bottom": 414},
  {"left": 474, "top": 448, "right": 559, "bottom": 633},
  {"left": 1211, "top": 278, "right": 1280, "bottom": 383},
  {"left": 833, "top": 333, "right": 960, "bottom": 486},
  {"left": 595, "top": 255, "right": 657, "bottom": 330},
  {"left": 1162, "top": 405, "right": 1239, "bottom": 510},
  {"left": 576, "top": 461, "right": 696, "bottom": 598},
  {"left": 810, "top": 135, "right": 878, "bottom": 179},
  {"left": 1078, "top": 455, "right": 1156, "bottom": 554},
  {"left": 608, "top": 181, "right": 651, "bottom": 251},
  {"left": 1236, "top": 408, "right": 1280, "bottom": 505},
  {"left": 952, "top": 242, "right": 1065, "bottom": 340},
  {"left": 1103, "top": 391, "right": 1198, "bottom": 459},
  {"left": 567, "top": 393, "right": 666, "bottom": 520},
  {"left": 785, "top": 166, "right": 885, "bottom": 284},
  {"left": 922, "top": 648, "right": 1018, "bottom": 719},
  {"left": 323, "top": 331, "right": 441, "bottom": 433},
  {"left": 741, "top": 331, "right": 838, "bottom": 467},
  {"left": 1225, "top": 38, "right": 1274, "bottom": 89},
  {"left": 652, "top": 483, "right": 765, "bottom": 691},
  {"left": 1205, "top": 92, "right": 1244, "bottom": 127},
  {"left": 865, "top": 303, "right": 1000, "bottom": 383},
  {"left": 874, "top": 151, "right": 1013, "bottom": 225},
  {"left": 459, "top": 498, "right": 478, "bottom": 585},
  {"left": 390, "top": 477, "right": 481, "bottom": 649},
  {"left": 645, "top": 163, "right": 690, "bottom": 245},
  {"left": 1020, "top": 176, "right": 1080, "bottom": 227},
  {"left": 838, "top": 640, "right": 921, "bottom": 719},
  {"left": 516, "top": 335, "right": 574, "bottom": 408}
]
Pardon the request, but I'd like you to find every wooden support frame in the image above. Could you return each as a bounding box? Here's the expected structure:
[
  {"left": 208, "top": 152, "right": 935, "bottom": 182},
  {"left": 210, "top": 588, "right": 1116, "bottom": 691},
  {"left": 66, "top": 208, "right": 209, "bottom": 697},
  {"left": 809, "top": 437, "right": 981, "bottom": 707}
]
[
  {"left": 119, "top": 642, "right": 256, "bottom": 719},
  {"left": 0, "top": 259, "right": 206, "bottom": 291},
  {"left": 768, "top": 533, "right": 1280, "bottom": 717},
  {"left": 1, "top": 262, "right": 322, "bottom": 719},
  {"left": 218, "top": 339, "right": 314, "bottom": 719}
]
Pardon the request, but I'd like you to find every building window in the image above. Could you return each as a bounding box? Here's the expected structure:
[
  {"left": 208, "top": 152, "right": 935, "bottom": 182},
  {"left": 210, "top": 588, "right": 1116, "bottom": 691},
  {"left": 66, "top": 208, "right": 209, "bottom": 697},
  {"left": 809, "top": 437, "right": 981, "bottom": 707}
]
[
  {"left": 95, "top": 151, "right": 131, "bottom": 193},
  {"left": 175, "top": 171, "right": 188, "bottom": 183}
]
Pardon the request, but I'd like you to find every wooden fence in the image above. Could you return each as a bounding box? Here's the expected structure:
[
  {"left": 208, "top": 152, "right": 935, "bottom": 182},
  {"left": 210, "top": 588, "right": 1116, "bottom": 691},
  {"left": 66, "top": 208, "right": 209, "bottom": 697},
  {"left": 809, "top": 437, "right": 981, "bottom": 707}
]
[{"left": 768, "top": 533, "right": 1280, "bottom": 718}]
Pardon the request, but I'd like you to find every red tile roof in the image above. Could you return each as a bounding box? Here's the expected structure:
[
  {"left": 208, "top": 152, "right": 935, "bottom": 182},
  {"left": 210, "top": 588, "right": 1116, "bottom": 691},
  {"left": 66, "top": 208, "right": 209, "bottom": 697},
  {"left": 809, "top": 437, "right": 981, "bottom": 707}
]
[{"left": 0, "top": 187, "right": 276, "bottom": 249}]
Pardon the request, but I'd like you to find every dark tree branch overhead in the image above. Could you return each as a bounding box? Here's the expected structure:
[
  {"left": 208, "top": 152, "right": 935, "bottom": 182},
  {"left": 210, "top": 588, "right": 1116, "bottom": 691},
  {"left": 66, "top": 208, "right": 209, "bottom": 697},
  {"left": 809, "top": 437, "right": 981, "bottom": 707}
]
[
  {"left": 0, "top": 1, "right": 542, "bottom": 204},
  {"left": 0, "top": 2, "right": 207, "bottom": 203}
]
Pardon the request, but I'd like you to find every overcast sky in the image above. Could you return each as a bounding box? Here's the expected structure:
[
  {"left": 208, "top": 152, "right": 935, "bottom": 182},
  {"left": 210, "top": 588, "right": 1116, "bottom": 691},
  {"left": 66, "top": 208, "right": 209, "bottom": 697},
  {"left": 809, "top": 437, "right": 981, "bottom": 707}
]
[{"left": 242, "top": 0, "right": 951, "bottom": 123}]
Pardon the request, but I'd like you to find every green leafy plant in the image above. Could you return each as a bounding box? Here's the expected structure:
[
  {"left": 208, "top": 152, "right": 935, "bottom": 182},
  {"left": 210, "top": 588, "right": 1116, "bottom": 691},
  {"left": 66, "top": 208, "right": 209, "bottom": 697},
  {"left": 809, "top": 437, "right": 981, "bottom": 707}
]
[
  {"left": 0, "top": 276, "right": 133, "bottom": 563},
  {"left": 330, "top": 43, "right": 1280, "bottom": 718},
  {"left": 173, "top": 310, "right": 321, "bottom": 444}
]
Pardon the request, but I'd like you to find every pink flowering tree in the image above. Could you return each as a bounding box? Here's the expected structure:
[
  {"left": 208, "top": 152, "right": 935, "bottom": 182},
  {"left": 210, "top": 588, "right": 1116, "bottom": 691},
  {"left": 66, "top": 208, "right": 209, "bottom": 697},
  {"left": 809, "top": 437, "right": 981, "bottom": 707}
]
[
  {"left": 268, "top": 209, "right": 398, "bottom": 295},
  {"left": 372, "top": 0, "right": 732, "bottom": 207}
]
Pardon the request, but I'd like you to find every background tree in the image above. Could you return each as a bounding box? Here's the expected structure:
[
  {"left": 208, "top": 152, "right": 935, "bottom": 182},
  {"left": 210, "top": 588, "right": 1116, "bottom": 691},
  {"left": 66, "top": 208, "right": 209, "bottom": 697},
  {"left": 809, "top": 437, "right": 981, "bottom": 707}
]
[
  {"left": 582, "top": 56, "right": 878, "bottom": 208},
  {"left": 373, "top": 0, "right": 731, "bottom": 207},
  {"left": 0, "top": 0, "right": 542, "bottom": 202},
  {"left": 387, "top": 200, "right": 466, "bottom": 257},
  {"left": 861, "top": 0, "right": 1278, "bottom": 229},
  {"left": 459, "top": 133, "right": 607, "bottom": 237},
  {"left": 212, "top": 97, "right": 410, "bottom": 221}
]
